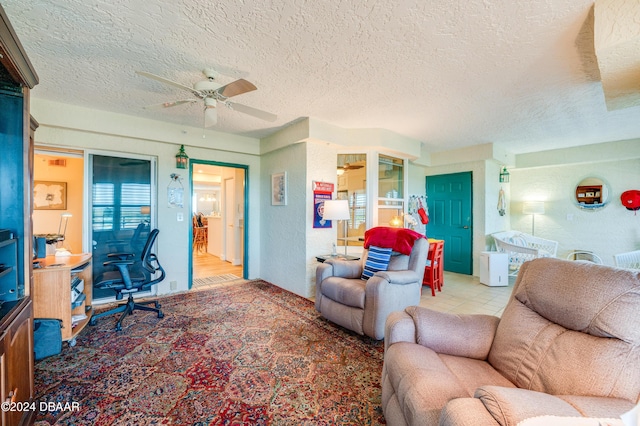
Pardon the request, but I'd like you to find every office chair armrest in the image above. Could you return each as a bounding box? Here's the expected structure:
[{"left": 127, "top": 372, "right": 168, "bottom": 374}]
[
  {"left": 103, "top": 259, "right": 135, "bottom": 267},
  {"left": 107, "top": 252, "right": 135, "bottom": 260},
  {"left": 103, "top": 260, "right": 136, "bottom": 289}
]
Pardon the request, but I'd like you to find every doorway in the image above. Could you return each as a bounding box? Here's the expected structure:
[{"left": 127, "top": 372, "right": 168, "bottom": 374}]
[
  {"left": 190, "top": 160, "right": 247, "bottom": 287},
  {"left": 425, "top": 172, "right": 473, "bottom": 275}
]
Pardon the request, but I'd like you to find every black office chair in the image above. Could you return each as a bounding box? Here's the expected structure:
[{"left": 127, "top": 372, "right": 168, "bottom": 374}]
[
  {"left": 90, "top": 228, "right": 165, "bottom": 331},
  {"left": 106, "top": 222, "right": 149, "bottom": 255}
]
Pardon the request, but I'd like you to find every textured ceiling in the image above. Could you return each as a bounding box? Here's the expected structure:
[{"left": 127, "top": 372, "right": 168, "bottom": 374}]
[{"left": 3, "top": 0, "right": 640, "bottom": 154}]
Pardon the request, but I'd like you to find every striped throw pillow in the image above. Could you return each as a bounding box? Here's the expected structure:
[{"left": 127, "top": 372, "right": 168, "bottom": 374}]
[{"left": 361, "top": 246, "right": 392, "bottom": 280}]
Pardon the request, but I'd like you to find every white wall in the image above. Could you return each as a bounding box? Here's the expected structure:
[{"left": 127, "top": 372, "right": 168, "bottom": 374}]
[
  {"left": 306, "top": 141, "right": 339, "bottom": 297},
  {"left": 510, "top": 158, "right": 640, "bottom": 265},
  {"left": 260, "top": 142, "right": 309, "bottom": 296},
  {"left": 31, "top": 99, "right": 262, "bottom": 296},
  {"left": 408, "top": 162, "right": 427, "bottom": 197}
]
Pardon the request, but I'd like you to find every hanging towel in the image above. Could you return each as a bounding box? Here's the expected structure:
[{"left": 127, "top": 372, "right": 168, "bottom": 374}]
[{"left": 497, "top": 188, "right": 506, "bottom": 216}]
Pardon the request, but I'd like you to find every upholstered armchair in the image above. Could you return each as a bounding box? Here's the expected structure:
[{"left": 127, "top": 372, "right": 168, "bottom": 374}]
[
  {"left": 315, "top": 227, "right": 428, "bottom": 340},
  {"left": 382, "top": 257, "right": 640, "bottom": 425}
]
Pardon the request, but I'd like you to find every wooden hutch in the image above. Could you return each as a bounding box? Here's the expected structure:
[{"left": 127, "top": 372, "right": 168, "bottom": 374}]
[{"left": 0, "top": 4, "right": 39, "bottom": 426}]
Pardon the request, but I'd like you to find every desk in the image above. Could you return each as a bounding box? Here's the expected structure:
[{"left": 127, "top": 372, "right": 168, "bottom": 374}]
[
  {"left": 33, "top": 254, "right": 93, "bottom": 346},
  {"left": 316, "top": 254, "right": 360, "bottom": 263}
]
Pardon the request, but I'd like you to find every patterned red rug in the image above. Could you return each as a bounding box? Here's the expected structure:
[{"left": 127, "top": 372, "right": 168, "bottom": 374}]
[{"left": 33, "top": 280, "right": 386, "bottom": 425}]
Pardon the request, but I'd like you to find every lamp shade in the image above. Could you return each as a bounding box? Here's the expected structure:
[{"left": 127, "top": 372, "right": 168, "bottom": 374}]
[
  {"left": 523, "top": 201, "right": 545, "bottom": 215},
  {"left": 322, "top": 199, "right": 350, "bottom": 221}
]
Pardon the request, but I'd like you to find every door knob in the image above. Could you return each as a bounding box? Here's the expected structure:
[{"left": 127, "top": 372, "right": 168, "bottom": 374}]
[{"left": 462, "top": 226, "right": 470, "bottom": 229}]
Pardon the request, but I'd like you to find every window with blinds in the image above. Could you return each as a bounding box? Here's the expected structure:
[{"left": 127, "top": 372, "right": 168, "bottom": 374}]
[{"left": 92, "top": 183, "right": 151, "bottom": 231}]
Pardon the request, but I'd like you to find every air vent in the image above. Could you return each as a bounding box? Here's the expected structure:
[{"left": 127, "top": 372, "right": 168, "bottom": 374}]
[{"left": 48, "top": 159, "right": 67, "bottom": 167}]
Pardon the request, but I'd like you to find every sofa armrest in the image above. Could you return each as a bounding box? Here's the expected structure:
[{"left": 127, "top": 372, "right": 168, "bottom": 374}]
[
  {"left": 315, "top": 259, "right": 363, "bottom": 311},
  {"left": 315, "top": 259, "right": 362, "bottom": 284},
  {"left": 405, "top": 306, "right": 500, "bottom": 360},
  {"left": 324, "top": 258, "right": 363, "bottom": 278},
  {"left": 440, "top": 398, "right": 500, "bottom": 426},
  {"left": 384, "top": 310, "right": 418, "bottom": 352},
  {"left": 474, "top": 386, "right": 635, "bottom": 426},
  {"left": 363, "top": 273, "right": 422, "bottom": 340},
  {"left": 374, "top": 269, "right": 420, "bottom": 285}
]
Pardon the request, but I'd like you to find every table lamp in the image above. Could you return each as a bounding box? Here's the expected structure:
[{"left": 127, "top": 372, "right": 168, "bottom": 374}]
[
  {"left": 55, "top": 212, "right": 73, "bottom": 256},
  {"left": 322, "top": 199, "right": 350, "bottom": 256}
]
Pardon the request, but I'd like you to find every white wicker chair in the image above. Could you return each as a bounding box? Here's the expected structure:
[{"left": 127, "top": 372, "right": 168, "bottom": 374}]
[
  {"left": 492, "top": 231, "right": 558, "bottom": 276},
  {"left": 614, "top": 250, "right": 640, "bottom": 270},
  {"left": 566, "top": 251, "right": 603, "bottom": 264}
]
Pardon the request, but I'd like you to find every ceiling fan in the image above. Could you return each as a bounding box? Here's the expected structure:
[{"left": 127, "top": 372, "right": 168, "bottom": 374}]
[
  {"left": 338, "top": 162, "right": 364, "bottom": 171},
  {"left": 136, "top": 68, "right": 277, "bottom": 127}
]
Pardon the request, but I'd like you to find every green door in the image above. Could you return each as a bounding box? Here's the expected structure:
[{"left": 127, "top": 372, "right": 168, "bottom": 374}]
[{"left": 426, "top": 172, "right": 473, "bottom": 275}]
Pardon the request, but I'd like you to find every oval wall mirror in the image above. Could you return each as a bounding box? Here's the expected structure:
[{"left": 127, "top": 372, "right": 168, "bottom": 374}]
[{"left": 575, "top": 177, "right": 610, "bottom": 210}]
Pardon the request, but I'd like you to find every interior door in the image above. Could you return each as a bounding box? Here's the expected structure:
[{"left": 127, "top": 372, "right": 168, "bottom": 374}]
[
  {"left": 224, "top": 177, "right": 235, "bottom": 263},
  {"left": 426, "top": 172, "right": 473, "bottom": 275}
]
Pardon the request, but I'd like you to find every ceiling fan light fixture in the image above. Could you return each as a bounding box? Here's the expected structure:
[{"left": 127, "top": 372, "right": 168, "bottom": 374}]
[{"left": 194, "top": 79, "right": 221, "bottom": 93}]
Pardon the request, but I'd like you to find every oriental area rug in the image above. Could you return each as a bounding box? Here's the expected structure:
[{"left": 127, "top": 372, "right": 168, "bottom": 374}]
[{"left": 33, "top": 280, "right": 386, "bottom": 425}]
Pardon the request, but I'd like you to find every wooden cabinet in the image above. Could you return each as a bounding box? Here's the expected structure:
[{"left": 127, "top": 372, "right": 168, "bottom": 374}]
[
  {"left": 33, "top": 255, "right": 93, "bottom": 345},
  {"left": 0, "top": 300, "right": 34, "bottom": 426}
]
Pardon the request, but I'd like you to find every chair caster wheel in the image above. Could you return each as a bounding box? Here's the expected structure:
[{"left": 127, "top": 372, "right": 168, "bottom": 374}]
[
  {"left": 158, "top": 312, "right": 164, "bottom": 319},
  {"left": 68, "top": 338, "right": 77, "bottom": 347},
  {"left": 115, "top": 324, "right": 122, "bottom": 332},
  {"left": 89, "top": 318, "right": 96, "bottom": 326},
  {"left": 155, "top": 302, "right": 161, "bottom": 309}
]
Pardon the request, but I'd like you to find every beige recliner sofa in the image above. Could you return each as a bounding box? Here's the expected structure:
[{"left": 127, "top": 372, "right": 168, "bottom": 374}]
[
  {"left": 315, "top": 237, "right": 428, "bottom": 340},
  {"left": 382, "top": 257, "right": 640, "bottom": 425}
]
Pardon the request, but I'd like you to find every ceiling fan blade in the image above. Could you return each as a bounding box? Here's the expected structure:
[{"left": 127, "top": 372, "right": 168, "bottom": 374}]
[
  {"left": 143, "top": 99, "right": 198, "bottom": 109},
  {"left": 343, "top": 163, "right": 364, "bottom": 170},
  {"left": 204, "top": 108, "right": 217, "bottom": 127},
  {"left": 136, "top": 71, "right": 198, "bottom": 95},
  {"left": 216, "top": 79, "right": 257, "bottom": 98},
  {"left": 225, "top": 101, "right": 277, "bottom": 122}
]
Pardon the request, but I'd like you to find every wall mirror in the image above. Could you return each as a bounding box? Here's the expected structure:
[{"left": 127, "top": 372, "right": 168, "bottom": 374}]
[{"left": 575, "top": 177, "right": 610, "bottom": 210}]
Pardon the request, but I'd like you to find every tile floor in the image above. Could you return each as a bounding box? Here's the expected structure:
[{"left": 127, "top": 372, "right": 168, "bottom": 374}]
[
  {"left": 195, "top": 270, "right": 517, "bottom": 317},
  {"left": 419, "top": 271, "right": 515, "bottom": 316}
]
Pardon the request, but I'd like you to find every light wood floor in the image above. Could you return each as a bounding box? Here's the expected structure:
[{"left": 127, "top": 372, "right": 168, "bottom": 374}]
[{"left": 192, "top": 250, "right": 243, "bottom": 279}]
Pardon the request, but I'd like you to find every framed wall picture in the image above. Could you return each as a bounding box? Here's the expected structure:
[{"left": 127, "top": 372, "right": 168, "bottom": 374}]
[
  {"left": 34, "top": 181, "right": 67, "bottom": 210},
  {"left": 271, "top": 172, "right": 287, "bottom": 206}
]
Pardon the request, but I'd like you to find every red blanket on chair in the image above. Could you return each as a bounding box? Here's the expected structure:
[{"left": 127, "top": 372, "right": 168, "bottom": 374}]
[{"left": 363, "top": 227, "right": 425, "bottom": 256}]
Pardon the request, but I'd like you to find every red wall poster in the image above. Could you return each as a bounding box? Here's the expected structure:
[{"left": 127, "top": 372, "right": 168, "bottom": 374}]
[{"left": 313, "top": 181, "right": 334, "bottom": 228}]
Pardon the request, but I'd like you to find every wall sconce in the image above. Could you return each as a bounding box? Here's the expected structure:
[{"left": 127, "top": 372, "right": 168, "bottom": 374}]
[
  {"left": 175, "top": 145, "right": 189, "bottom": 169},
  {"left": 499, "top": 167, "right": 510, "bottom": 183}
]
